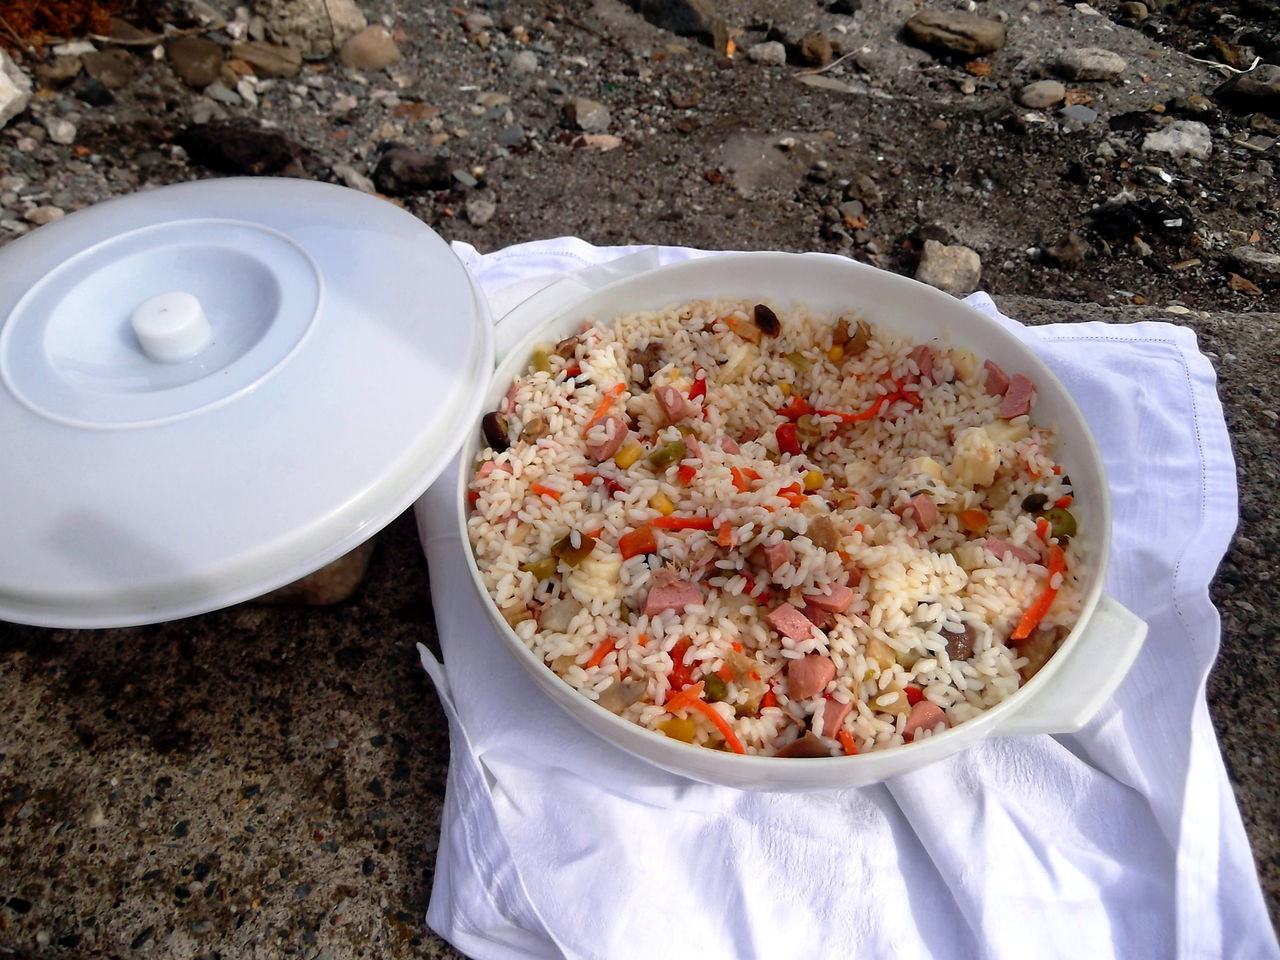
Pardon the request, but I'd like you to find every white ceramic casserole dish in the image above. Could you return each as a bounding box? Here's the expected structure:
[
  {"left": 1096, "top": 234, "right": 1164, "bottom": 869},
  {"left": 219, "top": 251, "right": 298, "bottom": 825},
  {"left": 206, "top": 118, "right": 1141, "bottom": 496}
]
[{"left": 453, "top": 251, "right": 1146, "bottom": 790}]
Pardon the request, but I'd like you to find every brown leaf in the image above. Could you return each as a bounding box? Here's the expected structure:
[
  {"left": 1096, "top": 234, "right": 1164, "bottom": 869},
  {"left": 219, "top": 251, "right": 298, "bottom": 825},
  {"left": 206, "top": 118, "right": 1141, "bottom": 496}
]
[
  {"left": 1229, "top": 273, "right": 1262, "bottom": 296},
  {"left": 1063, "top": 89, "right": 1094, "bottom": 106},
  {"left": 964, "top": 60, "right": 992, "bottom": 77}
]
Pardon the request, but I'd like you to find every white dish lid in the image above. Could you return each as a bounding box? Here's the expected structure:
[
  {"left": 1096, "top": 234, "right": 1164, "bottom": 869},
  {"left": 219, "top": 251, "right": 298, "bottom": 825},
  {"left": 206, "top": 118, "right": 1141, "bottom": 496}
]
[{"left": 0, "top": 178, "right": 493, "bottom": 627}]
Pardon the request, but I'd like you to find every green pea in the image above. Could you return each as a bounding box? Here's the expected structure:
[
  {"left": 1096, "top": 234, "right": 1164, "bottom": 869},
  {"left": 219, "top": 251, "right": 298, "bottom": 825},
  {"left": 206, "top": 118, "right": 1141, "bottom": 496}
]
[{"left": 647, "top": 439, "right": 687, "bottom": 470}]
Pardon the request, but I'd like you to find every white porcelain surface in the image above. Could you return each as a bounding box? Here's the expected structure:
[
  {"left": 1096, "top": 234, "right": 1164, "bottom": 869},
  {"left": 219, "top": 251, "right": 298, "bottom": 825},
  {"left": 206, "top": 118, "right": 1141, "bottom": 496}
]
[{"left": 452, "top": 251, "right": 1147, "bottom": 789}]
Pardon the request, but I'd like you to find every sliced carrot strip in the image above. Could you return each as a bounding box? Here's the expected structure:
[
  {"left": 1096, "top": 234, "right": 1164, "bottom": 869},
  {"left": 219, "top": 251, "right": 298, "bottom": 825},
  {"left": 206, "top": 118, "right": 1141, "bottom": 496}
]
[
  {"left": 1035, "top": 517, "right": 1050, "bottom": 542},
  {"left": 730, "top": 466, "right": 751, "bottom": 493},
  {"left": 1055, "top": 495, "right": 1073, "bottom": 509},
  {"left": 837, "top": 729, "right": 859, "bottom": 756},
  {"left": 689, "top": 699, "right": 745, "bottom": 755},
  {"left": 664, "top": 681, "right": 705, "bottom": 713},
  {"left": 585, "top": 637, "right": 616, "bottom": 669},
  {"left": 717, "top": 521, "right": 734, "bottom": 548},
  {"left": 585, "top": 382, "right": 626, "bottom": 430},
  {"left": 1011, "top": 544, "right": 1067, "bottom": 641},
  {"left": 573, "top": 473, "right": 596, "bottom": 485},
  {"left": 530, "top": 482, "right": 561, "bottom": 500},
  {"left": 716, "top": 663, "right": 734, "bottom": 683},
  {"left": 651, "top": 515, "right": 715, "bottom": 531}
]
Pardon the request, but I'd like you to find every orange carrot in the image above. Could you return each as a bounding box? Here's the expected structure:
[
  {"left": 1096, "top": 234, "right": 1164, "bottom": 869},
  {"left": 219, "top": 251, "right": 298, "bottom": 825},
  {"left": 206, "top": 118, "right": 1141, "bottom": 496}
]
[
  {"left": 1055, "top": 495, "right": 1073, "bottom": 509},
  {"left": 716, "top": 663, "right": 734, "bottom": 683},
  {"left": 586, "top": 637, "right": 616, "bottom": 669},
  {"left": 837, "top": 729, "right": 859, "bottom": 756},
  {"left": 651, "top": 515, "right": 715, "bottom": 531},
  {"left": 573, "top": 473, "right": 596, "bottom": 485},
  {"left": 690, "top": 699, "right": 746, "bottom": 754},
  {"left": 731, "top": 641, "right": 743, "bottom": 653},
  {"left": 664, "top": 681, "right": 705, "bottom": 713},
  {"left": 1011, "top": 544, "right": 1066, "bottom": 641},
  {"left": 530, "top": 482, "right": 561, "bottom": 500},
  {"left": 958, "top": 509, "right": 989, "bottom": 533},
  {"left": 1035, "top": 517, "right": 1050, "bottom": 542},
  {"left": 585, "top": 383, "right": 626, "bottom": 430},
  {"left": 730, "top": 466, "right": 751, "bottom": 493},
  {"left": 718, "top": 522, "right": 734, "bottom": 548},
  {"left": 761, "top": 684, "right": 777, "bottom": 709},
  {"left": 636, "top": 634, "right": 649, "bottom": 648}
]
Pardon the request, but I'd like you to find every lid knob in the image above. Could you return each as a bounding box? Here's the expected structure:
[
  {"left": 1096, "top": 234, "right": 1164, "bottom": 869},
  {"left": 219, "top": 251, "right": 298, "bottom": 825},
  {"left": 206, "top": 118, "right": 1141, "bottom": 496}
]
[{"left": 131, "top": 291, "right": 212, "bottom": 363}]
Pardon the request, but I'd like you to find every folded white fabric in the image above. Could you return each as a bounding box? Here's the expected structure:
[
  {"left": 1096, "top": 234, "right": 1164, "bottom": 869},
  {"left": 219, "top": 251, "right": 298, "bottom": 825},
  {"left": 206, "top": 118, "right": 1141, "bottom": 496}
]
[{"left": 416, "top": 239, "right": 1277, "bottom": 960}]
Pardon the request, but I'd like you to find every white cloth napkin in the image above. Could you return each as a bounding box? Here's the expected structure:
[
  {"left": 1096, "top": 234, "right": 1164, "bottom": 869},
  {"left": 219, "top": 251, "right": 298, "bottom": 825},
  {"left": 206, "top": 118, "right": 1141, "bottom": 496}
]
[{"left": 415, "top": 238, "right": 1278, "bottom": 960}]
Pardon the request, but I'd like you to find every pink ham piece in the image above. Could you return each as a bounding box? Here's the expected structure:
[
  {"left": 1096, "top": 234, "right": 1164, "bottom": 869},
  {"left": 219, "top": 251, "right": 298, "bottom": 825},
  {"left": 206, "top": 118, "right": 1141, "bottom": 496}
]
[
  {"left": 821, "top": 697, "right": 855, "bottom": 738},
  {"left": 586, "top": 415, "right": 628, "bottom": 462},
  {"left": 764, "top": 542, "right": 793, "bottom": 576},
  {"left": 903, "top": 493, "right": 937, "bottom": 531},
  {"left": 643, "top": 570, "right": 703, "bottom": 616},
  {"left": 766, "top": 602, "right": 820, "bottom": 642},
  {"left": 655, "top": 384, "right": 692, "bottom": 424},
  {"left": 787, "top": 654, "right": 836, "bottom": 701},
  {"left": 799, "top": 603, "right": 835, "bottom": 631},
  {"left": 904, "top": 700, "right": 950, "bottom": 741},
  {"left": 805, "top": 584, "right": 854, "bottom": 613},
  {"left": 683, "top": 436, "right": 703, "bottom": 461},
  {"left": 720, "top": 436, "right": 741, "bottom": 455},
  {"left": 983, "top": 360, "right": 1010, "bottom": 397},
  {"left": 998, "top": 374, "right": 1035, "bottom": 419},
  {"left": 909, "top": 344, "right": 937, "bottom": 383},
  {"left": 983, "top": 538, "right": 1040, "bottom": 564},
  {"left": 476, "top": 461, "right": 499, "bottom": 480}
]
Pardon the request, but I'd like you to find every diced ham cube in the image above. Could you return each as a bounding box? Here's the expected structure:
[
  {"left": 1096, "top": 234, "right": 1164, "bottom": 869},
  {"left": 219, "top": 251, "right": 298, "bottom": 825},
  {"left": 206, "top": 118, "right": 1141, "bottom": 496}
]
[
  {"left": 904, "top": 699, "right": 950, "bottom": 741},
  {"left": 787, "top": 654, "right": 836, "bottom": 701},
  {"left": 998, "top": 374, "right": 1035, "bottom": 419},
  {"left": 764, "top": 542, "right": 793, "bottom": 576},
  {"left": 683, "top": 436, "right": 703, "bottom": 461},
  {"left": 821, "top": 697, "right": 855, "bottom": 738},
  {"left": 476, "top": 461, "right": 499, "bottom": 479},
  {"left": 983, "top": 360, "right": 1010, "bottom": 397},
  {"left": 643, "top": 577, "right": 702, "bottom": 616},
  {"left": 799, "top": 603, "right": 835, "bottom": 631},
  {"left": 909, "top": 344, "right": 937, "bottom": 383},
  {"left": 983, "top": 538, "right": 1040, "bottom": 564},
  {"left": 902, "top": 493, "right": 937, "bottom": 531},
  {"left": 720, "top": 437, "right": 741, "bottom": 455},
  {"left": 766, "top": 602, "right": 820, "bottom": 642},
  {"left": 655, "top": 384, "right": 692, "bottom": 424},
  {"left": 586, "top": 415, "right": 628, "bottom": 462},
  {"left": 805, "top": 584, "right": 854, "bottom": 613}
]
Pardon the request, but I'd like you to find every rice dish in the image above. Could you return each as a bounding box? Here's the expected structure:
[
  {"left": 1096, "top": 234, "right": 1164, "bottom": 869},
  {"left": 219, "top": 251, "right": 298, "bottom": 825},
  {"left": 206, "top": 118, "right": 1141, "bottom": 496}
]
[{"left": 467, "top": 298, "right": 1082, "bottom": 757}]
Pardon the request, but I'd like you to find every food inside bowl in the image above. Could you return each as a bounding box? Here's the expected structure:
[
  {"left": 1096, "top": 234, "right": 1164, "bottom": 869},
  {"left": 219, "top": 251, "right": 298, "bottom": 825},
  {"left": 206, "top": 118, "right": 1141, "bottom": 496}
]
[{"left": 467, "top": 298, "right": 1082, "bottom": 757}]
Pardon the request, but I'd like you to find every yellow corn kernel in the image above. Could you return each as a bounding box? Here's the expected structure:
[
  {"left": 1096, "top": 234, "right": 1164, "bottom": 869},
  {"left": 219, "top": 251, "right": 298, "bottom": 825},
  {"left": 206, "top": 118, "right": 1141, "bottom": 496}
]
[
  {"left": 779, "top": 382, "right": 793, "bottom": 397},
  {"left": 827, "top": 344, "right": 844, "bottom": 363},
  {"left": 659, "top": 716, "right": 697, "bottom": 743},
  {"left": 649, "top": 491, "right": 676, "bottom": 515},
  {"left": 614, "top": 440, "right": 644, "bottom": 470},
  {"left": 803, "top": 470, "right": 824, "bottom": 491}
]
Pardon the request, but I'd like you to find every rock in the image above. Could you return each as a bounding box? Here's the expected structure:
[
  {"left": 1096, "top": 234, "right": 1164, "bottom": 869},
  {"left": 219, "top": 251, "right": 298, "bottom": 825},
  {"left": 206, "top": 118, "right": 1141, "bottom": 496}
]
[
  {"left": 623, "top": 0, "right": 722, "bottom": 42},
  {"left": 259, "top": 0, "right": 367, "bottom": 59},
  {"left": 845, "top": 173, "right": 883, "bottom": 208},
  {"left": 1117, "top": 1, "right": 1148, "bottom": 20},
  {"left": 509, "top": 51, "right": 539, "bottom": 74},
  {"left": 1018, "top": 79, "right": 1065, "bottom": 109},
  {"left": 903, "top": 11, "right": 1007, "bottom": 58},
  {"left": 41, "top": 116, "right": 77, "bottom": 145},
  {"left": 1142, "top": 120, "right": 1212, "bottom": 159},
  {"left": 1059, "top": 104, "right": 1099, "bottom": 129},
  {"left": 578, "top": 133, "right": 623, "bottom": 150},
  {"left": 24, "top": 206, "right": 65, "bottom": 226},
  {"left": 465, "top": 197, "right": 496, "bottom": 226},
  {"left": 564, "top": 97, "right": 611, "bottom": 133},
  {"left": 1214, "top": 64, "right": 1280, "bottom": 115},
  {"left": 74, "top": 76, "right": 115, "bottom": 107},
  {"left": 1055, "top": 47, "right": 1127, "bottom": 82},
  {"left": 916, "top": 239, "right": 981, "bottom": 296},
  {"left": 495, "top": 123, "right": 525, "bottom": 147},
  {"left": 168, "top": 37, "right": 224, "bottom": 88},
  {"left": 1226, "top": 246, "right": 1280, "bottom": 285},
  {"left": 81, "top": 49, "right": 138, "bottom": 89},
  {"left": 1, "top": 49, "right": 34, "bottom": 128},
  {"left": 1046, "top": 232, "right": 1090, "bottom": 266},
  {"left": 339, "top": 26, "right": 400, "bottom": 70},
  {"left": 204, "top": 81, "right": 242, "bottom": 105},
  {"left": 748, "top": 41, "right": 788, "bottom": 67},
  {"left": 372, "top": 147, "right": 457, "bottom": 194},
  {"left": 176, "top": 121, "right": 306, "bottom": 175},
  {"left": 35, "top": 55, "right": 85, "bottom": 87},
  {"left": 230, "top": 41, "right": 302, "bottom": 77},
  {"left": 333, "top": 163, "right": 376, "bottom": 193},
  {"left": 798, "top": 33, "right": 834, "bottom": 67}
]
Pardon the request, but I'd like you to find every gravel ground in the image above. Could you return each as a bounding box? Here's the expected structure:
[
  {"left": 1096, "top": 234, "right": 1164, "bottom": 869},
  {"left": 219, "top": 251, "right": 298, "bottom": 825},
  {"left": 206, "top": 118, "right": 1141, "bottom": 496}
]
[{"left": 0, "top": 0, "right": 1277, "bottom": 955}]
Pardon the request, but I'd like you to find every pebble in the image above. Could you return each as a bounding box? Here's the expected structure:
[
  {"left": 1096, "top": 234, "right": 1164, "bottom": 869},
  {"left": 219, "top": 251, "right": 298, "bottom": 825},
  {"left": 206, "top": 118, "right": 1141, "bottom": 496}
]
[
  {"left": 259, "top": 0, "right": 367, "bottom": 59},
  {"left": 916, "top": 239, "right": 982, "bottom": 296},
  {"left": 231, "top": 41, "right": 303, "bottom": 78},
  {"left": 74, "top": 76, "right": 115, "bottom": 107},
  {"left": 41, "top": 116, "right": 77, "bottom": 145},
  {"left": 205, "top": 81, "right": 242, "bottom": 105},
  {"left": 1118, "top": 1, "right": 1148, "bottom": 20},
  {"left": 903, "top": 10, "right": 1008, "bottom": 57},
  {"left": 1018, "top": 79, "right": 1065, "bottom": 109},
  {"left": 372, "top": 147, "right": 457, "bottom": 194},
  {"left": 578, "top": 133, "right": 623, "bottom": 150},
  {"left": 334, "top": 163, "right": 377, "bottom": 193},
  {"left": 495, "top": 123, "right": 525, "bottom": 147},
  {"left": 339, "top": 26, "right": 401, "bottom": 70},
  {"left": 1055, "top": 47, "right": 1127, "bottom": 82},
  {"left": 1214, "top": 64, "right": 1280, "bottom": 109},
  {"left": 82, "top": 49, "right": 138, "bottom": 89},
  {"left": 1143, "top": 120, "right": 1212, "bottom": 160},
  {"left": 747, "top": 42, "right": 788, "bottom": 67},
  {"left": 236, "top": 78, "right": 258, "bottom": 106},
  {"left": 465, "top": 197, "right": 496, "bottom": 226},
  {"left": 1, "top": 49, "right": 33, "bottom": 129},
  {"left": 1059, "top": 104, "right": 1099, "bottom": 129},
  {"left": 1227, "top": 246, "right": 1280, "bottom": 285},
  {"left": 167, "top": 36, "right": 224, "bottom": 89},
  {"left": 24, "top": 206, "right": 65, "bottom": 225},
  {"left": 564, "top": 97, "right": 611, "bottom": 133},
  {"left": 799, "top": 33, "right": 834, "bottom": 68},
  {"left": 509, "top": 51, "right": 539, "bottom": 75}
]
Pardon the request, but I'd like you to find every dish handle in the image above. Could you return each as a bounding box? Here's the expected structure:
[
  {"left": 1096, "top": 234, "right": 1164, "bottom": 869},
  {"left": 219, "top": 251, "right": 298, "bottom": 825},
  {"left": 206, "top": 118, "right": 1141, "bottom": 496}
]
[{"left": 997, "top": 594, "right": 1148, "bottom": 736}]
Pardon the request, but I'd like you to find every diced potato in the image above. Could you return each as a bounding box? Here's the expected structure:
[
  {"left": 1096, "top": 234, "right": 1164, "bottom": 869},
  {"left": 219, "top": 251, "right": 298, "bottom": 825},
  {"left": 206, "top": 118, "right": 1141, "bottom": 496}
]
[
  {"left": 985, "top": 419, "right": 1031, "bottom": 445},
  {"left": 950, "top": 348, "right": 979, "bottom": 382},
  {"left": 864, "top": 636, "right": 896, "bottom": 671},
  {"left": 905, "top": 456, "right": 944, "bottom": 483},
  {"left": 843, "top": 457, "right": 878, "bottom": 490},
  {"left": 952, "top": 426, "right": 998, "bottom": 487},
  {"left": 876, "top": 684, "right": 912, "bottom": 716},
  {"left": 720, "top": 342, "right": 760, "bottom": 383}
]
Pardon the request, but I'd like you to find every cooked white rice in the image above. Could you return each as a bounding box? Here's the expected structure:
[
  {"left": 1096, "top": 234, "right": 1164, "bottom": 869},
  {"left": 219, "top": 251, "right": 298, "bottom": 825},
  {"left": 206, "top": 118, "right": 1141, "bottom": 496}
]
[{"left": 467, "top": 298, "right": 1083, "bottom": 757}]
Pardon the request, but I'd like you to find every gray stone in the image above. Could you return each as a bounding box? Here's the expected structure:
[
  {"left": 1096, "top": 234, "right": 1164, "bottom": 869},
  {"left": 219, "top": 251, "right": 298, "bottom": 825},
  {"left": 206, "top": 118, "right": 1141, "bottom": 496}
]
[
  {"left": 1118, "top": 1, "right": 1148, "bottom": 20},
  {"left": 333, "top": 163, "right": 376, "bottom": 193},
  {"left": 24, "top": 206, "right": 65, "bottom": 226},
  {"left": 1214, "top": 64, "right": 1280, "bottom": 110},
  {"left": 338, "top": 26, "right": 401, "bottom": 70},
  {"left": 916, "top": 239, "right": 982, "bottom": 296},
  {"left": 1059, "top": 104, "right": 1099, "bottom": 129},
  {"left": 168, "top": 36, "right": 224, "bottom": 89},
  {"left": 904, "top": 10, "right": 1008, "bottom": 57},
  {"left": 258, "top": 0, "right": 367, "bottom": 59},
  {"left": 0, "top": 50, "right": 33, "bottom": 129},
  {"left": 1018, "top": 79, "right": 1066, "bottom": 109},
  {"left": 205, "top": 81, "right": 243, "bottom": 105},
  {"left": 466, "top": 197, "right": 497, "bottom": 226},
  {"left": 41, "top": 116, "right": 77, "bottom": 145},
  {"left": 495, "top": 123, "right": 525, "bottom": 147},
  {"left": 1227, "top": 246, "right": 1280, "bottom": 285},
  {"left": 510, "top": 51, "right": 539, "bottom": 74},
  {"left": 1055, "top": 47, "right": 1127, "bottom": 82},
  {"left": 565, "top": 97, "right": 611, "bottom": 133},
  {"left": 747, "top": 42, "right": 787, "bottom": 67},
  {"left": 372, "top": 148, "right": 457, "bottom": 194},
  {"left": 798, "top": 33, "right": 834, "bottom": 67},
  {"left": 231, "top": 41, "right": 303, "bottom": 78},
  {"left": 35, "top": 55, "right": 84, "bottom": 87},
  {"left": 1143, "top": 120, "right": 1213, "bottom": 159},
  {"left": 81, "top": 49, "right": 138, "bottom": 89}
]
